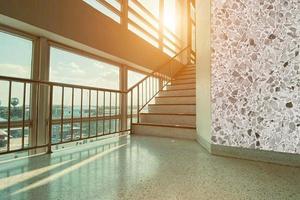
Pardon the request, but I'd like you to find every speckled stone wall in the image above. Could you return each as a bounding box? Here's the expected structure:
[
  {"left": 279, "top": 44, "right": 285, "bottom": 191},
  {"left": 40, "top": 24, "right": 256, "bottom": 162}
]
[{"left": 211, "top": 0, "right": 300, "bottom": 154}]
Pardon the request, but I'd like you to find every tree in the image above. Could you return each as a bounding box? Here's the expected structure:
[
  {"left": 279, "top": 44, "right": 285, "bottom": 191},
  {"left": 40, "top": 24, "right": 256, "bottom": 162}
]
[{"left": 11, "top": 97, "right": 19, "bottom": 108}]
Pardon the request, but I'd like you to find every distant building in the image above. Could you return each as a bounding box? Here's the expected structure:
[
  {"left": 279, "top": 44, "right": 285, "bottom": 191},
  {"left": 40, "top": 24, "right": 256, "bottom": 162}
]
[{"left": 0, "top": 117, "right": 6, "bottom": 122}]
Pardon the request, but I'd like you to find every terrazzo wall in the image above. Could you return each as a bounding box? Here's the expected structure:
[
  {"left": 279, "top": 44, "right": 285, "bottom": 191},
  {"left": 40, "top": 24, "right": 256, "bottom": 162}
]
[{"left": 211, "top": 0, "right": 300, "bottom": 154}]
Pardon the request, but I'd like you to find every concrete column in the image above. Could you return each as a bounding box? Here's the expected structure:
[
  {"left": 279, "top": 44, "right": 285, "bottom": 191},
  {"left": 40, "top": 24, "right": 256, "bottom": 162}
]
[
  {"left": 29, "top": 37, "right": 50, "bottom": 154},
  {"left": 195, "top": 0, "right": 212, "bottom": 152},
  {"left": 120, "top": 65, "right": 128, "bottom": 131}
]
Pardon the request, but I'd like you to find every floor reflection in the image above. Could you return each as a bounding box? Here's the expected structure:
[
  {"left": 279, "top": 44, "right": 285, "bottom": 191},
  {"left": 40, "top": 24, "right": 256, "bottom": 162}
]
[{"left": 0, "top": 135, "right": 299, "bottom": 200}]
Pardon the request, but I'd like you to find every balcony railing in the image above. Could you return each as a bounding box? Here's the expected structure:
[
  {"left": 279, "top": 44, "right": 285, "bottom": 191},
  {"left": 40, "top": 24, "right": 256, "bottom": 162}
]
[
  {"left": 0, "top": 46, "right": 191, "bottom": 156},
  {"left": 126, "top": 46, "right": 191, "bottom": 128}
]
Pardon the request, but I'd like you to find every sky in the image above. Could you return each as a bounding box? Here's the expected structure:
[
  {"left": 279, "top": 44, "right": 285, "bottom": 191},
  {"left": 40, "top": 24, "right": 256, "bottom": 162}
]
[
  {"left": 0, "top": 0, "right": 178, "bottom": 107},
  {"left": 0, "top": 31, "right": 145, "bottom": 107},
  {"left": 0, "top": 32, "right": 32, "bottom": 107}
]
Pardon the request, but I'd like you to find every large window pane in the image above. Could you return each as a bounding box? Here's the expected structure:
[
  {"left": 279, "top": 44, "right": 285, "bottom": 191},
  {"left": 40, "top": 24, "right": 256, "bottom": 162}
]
[
  {"left": 164, "top": 0, "right": 181, "bottom": 35},
  {"left": 0, "top": 30, "right": 33, "bottom": 154},
  {"left": 137, "top": 0, "right": 160, "bottom": 18},
  {"left": 128, "top": 70, "right": 146, "bottom": 89},
  {"left": 83, "top": 0, "right": 121, "bottom": 23},
  {"left": 50, "top": 47, "right": 120, "bottom": 90},
  {"left": 0, "top": 31, "right": 33, "bottom": 79}
]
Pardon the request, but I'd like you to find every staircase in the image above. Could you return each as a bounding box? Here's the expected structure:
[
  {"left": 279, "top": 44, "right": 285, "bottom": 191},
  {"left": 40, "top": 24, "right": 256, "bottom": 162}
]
[{"left": 132, "top": 64, "right": 196, "bottom": 140}]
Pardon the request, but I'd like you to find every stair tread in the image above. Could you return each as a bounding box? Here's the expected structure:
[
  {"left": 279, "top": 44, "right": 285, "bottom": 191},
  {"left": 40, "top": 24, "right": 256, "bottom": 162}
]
[
  {"left": 140, "top": 112, "right": 196, "bottom": 116},
  {"left": 132, "top": 122, "right": 196, "bottom": 129},
  {"left": 149, "top": 103, "right": 196, "bottom": 106},
  {"left": 171, "top": 82, "right": 195, "bottom": 86},
  {"left": 174, "top": 77, "right": 196, "bottom": 80},
  {"left": 160, "top": 88, "right": 196, "bottom": 92},
  {"left": 156, "top": 95, "right": 196, "bottom": 98}
]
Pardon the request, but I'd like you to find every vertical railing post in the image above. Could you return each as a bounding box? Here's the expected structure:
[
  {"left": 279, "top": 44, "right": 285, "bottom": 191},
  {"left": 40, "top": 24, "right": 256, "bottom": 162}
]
[
  {"left": 96, "top": 90, "right": 99, "bottom": 136},
  {"left": 88, "top": 89, "right": 91, "bottom": 137},
  {"left": 137, "top": 85, "right": 140, "bottom": 123},
  {"left": 130, "top": 91, "right": 133, "bottom": 131},
  {"left": 60, "top": 86, "right": 64, "bottom": 143},
  {"left": 21, "top": 83, "right": 26, "bottom": 149},
  {"left": 47, "top": 85, "right": 53, "bottom": 154},
  {"left": 103, "top": 91, "right": 106, "bottom": 134},
  {"left": 71, "top": 88, "right": 74, "bottom": 140},
  {"left": 109, "top": 92, "right": 112, "bottom": 134},
  {"left": 7, "top": 81, "right": 12, "bottom": 152}
]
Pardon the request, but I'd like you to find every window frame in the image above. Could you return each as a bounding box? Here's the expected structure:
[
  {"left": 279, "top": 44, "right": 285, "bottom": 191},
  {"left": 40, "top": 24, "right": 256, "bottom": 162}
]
[
  {"left": 48, "top": 41, "right": 122, "bottom": 91},
  {"left": 0, "top": 24, "right": 37, "bottom": 80},
  {"left": 0, "top": 25, "right": 39, "bottom": 155}
]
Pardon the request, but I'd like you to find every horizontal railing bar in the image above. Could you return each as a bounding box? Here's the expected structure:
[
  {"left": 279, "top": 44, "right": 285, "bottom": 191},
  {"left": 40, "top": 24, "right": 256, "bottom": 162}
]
[
  {"left": 0, "top": 76, "right": 123, "bottom": 93},
  {"left": 0, "top": 144, "right": 48, "bottom": 155},
  {"left": 0, "top": 120, "right": 32, "bottom": 129},
  {"left": 127, "top": 72, "right": 166, "bottom": 92},
  {"left": 51, "top": 130, "right": 127, "bottom": 145},
  {"left": 0, "top": 129, "right": 130, "bottom": 155},
  {"left": 127, "top": 46, "right": 190, "bottom": 92},
  {"left": 51, "top": 115, "right": 121, "bottom": 125}
]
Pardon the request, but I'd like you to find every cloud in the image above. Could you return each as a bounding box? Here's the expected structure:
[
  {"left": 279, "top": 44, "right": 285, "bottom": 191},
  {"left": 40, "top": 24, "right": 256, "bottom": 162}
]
[{"left": 0, "top": 63, "right": 31, "bottom": 78}]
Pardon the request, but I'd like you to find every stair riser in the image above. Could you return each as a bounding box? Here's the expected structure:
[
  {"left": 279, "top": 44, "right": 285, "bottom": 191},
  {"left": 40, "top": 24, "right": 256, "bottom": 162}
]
[
  {"left": 132, "top": 125, "right": 196, "bottom": 140},
  {"left": 175, "top": 74, "right": 195, "bottom": 79},
  {"left": 178, "top": 71, "right": 196, "bottom": 76},
  {"left": 155, "top": 97, "right": 196, "bottom": 104},
  {"left": 148, "top": 105, "right": 196, "bottom": 114},
  {"left": 182, "top": 67, "right": 195, "bottom": 71},
  {"left": 186, "top": 65, "right": 196, "bottom": 67},
  {"left": 159, "top": 89, "right": 195, "bottom": 97},
  {"left": 140, "top": 115, "right": 196, "bottom": 126},
  {"left": 166, "top": 84, "right": 195, "bottom": 90},
  {"left": 172, "top": 79, "right": 195, "bottom": 84}
]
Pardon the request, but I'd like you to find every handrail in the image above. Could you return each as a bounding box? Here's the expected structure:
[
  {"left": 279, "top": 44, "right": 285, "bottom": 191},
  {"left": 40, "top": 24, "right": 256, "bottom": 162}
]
[
  {"left": 127, "top": 46, "right": 190, "bottom": 92},
  {"left": 126, "top": 46, "right": 191, "bottom": 130},
  {"left": 0, "top": 75, "right": 123, "bottom": 93},
  {"left": 0, "top": 46, "right": 192, "bottom": 156}
]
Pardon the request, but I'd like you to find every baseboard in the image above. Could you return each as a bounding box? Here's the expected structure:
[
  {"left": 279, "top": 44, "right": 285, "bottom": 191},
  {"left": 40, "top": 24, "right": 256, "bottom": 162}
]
[
  {"left": 196, "top": 134, "right": 211, "bottom": 153},
  {"left": 211, "top": 144, "right": 300, "bottom": 167}
]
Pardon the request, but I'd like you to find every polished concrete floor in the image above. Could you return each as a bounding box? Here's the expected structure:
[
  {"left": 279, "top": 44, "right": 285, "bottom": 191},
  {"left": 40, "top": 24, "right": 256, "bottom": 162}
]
[{"left": 0, "top": 135, "right": 299, "bottom": 200}]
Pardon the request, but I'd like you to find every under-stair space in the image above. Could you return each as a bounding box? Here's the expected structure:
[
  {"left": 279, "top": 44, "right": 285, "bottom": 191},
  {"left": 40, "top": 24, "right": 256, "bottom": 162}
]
[{"left": 132, "top": 64, "right": 196, "bottom": 140}]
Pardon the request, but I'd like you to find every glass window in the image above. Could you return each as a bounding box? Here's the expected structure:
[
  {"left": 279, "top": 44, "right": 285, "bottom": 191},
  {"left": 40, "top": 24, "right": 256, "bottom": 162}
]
[
  {"left": 136, "top": 0, "right": 160, "bottom": 18},
  {"left": 0, "top": 30, "right": 33, "bottom": 154},
  {"left": 192, "top": 24, "right": 196, "bottom": 52},
  {"left": 128, "top": 24, "right": 159, "bottom": 48},
  {"left": 49, "top": 46, "right": 120, "bottom": 90},
  {"left": 128, "top": 70, "right": 146, "bottom": 88},
  {"left": 128, "top": 12, "right": 159, "bottom": 39},
  {"left": 164, "top": 0, "right": 178, "bottom": 33},
  {"left": 0, "top": 31, "right": 33, "bottom": 79},
  {"left": 83, "top": 0, "right": 121, "bottom": 23}
]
